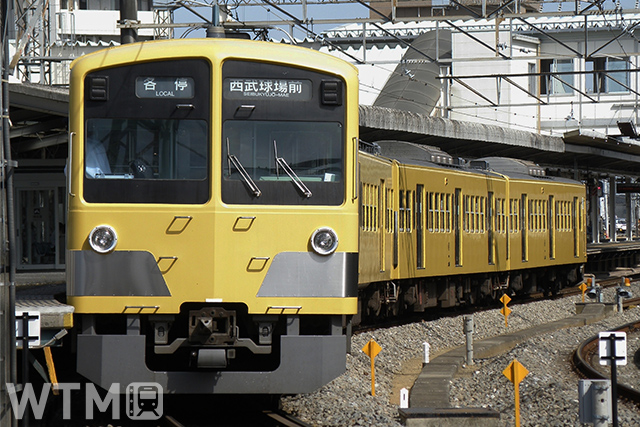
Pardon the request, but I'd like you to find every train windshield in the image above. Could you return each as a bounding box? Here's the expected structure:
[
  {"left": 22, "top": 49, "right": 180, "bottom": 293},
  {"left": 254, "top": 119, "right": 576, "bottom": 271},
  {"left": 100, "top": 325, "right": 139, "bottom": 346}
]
[
  {"left": 85, "top": 118, "right": 207, "bottom": 180},
  {"left": 83, "top": 118, "right": 210, "bottom": 204},
  {"left": 221, "top": 120, "right": 344, "bottom": 205}
]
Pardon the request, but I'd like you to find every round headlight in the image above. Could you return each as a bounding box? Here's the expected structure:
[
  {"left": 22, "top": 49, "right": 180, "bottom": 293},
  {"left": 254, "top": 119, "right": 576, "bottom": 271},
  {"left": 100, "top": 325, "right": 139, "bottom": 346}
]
[
  {"left": 89, "top": 225, "right": 118, "bottom": 253},
  {"left": 311, "top": 227, "right": 339, "bottom": 255}
]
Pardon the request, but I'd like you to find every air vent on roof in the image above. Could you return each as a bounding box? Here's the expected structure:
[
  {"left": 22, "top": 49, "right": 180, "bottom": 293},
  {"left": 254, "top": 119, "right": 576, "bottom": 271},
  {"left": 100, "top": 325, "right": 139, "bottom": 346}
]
[
  {"left": 470, "top": 160, "right": 489, "bottom": 170},
  {"left": 359, "top": 140, "right": 381, "bottom": 155},
  {"left": 475, "top": 157, "right": 546, "bottom": 177}
]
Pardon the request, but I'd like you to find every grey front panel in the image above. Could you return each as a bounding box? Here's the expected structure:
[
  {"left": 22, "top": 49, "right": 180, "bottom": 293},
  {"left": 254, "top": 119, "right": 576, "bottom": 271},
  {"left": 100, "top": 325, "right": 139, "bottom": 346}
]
[
  {"left": 68, "top": 250, "right": 171, "bottom": 296},
  {"left": 77, "top": 334, "right": 346, "bottom": 394},
  {"left": 257, "top": 252, "right": 358, "bottom": 298}
]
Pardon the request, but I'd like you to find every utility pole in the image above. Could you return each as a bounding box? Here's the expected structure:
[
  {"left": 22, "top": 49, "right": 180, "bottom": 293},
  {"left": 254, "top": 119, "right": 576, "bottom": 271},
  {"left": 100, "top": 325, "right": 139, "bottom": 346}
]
[
  {"left": 0, "top": 0, "right": 9, "bottom": 422},
  {"left": 120, "top": 0, "right": 138, "bottom": 44},
  {"left": 0, "top": 55, "right": 11, "bottom": 427},
  {"left": 1, "top": 0, "right": 17, "bottom": 424}
]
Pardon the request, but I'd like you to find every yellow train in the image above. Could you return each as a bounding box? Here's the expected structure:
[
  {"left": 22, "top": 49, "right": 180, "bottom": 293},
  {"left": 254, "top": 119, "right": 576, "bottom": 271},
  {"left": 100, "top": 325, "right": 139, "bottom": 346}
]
[
  {"left": 67, "top": 38, "right": 360, "bottom": 394},
  {"left": 358, "top": 141, "right": 586, "bottom": 321},
  {"left": 66, "top": 38, "right": 586, "bottom": 395}
]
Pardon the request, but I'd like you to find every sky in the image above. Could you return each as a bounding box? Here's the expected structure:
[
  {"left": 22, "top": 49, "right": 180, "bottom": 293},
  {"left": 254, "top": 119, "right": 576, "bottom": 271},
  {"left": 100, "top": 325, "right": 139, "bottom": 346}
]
[{"left": 172, "top": 2, "right": 368, "bottom": 40}]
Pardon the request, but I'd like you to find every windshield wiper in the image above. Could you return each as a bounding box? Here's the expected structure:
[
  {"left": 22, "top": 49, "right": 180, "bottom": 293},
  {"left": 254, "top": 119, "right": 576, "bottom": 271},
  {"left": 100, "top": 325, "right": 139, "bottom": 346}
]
[
  {"left": 227, "top": 138, "right": 261, "bottom": 197},
  {"left": 273, "top": 140, "right": 312, "bottom": 198}
]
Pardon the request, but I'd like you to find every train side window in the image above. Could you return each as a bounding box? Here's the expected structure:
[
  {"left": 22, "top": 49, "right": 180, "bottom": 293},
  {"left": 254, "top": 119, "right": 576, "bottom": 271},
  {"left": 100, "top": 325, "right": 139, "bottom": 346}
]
[
  {"left": 365, "top": 184, "right": 370, "bottom": 231},
  {"left": 406, "top": 191, "right": 413, "bottom": 233},
  {"left": 431, "top": 193, "right": 436, "bottom": 232},
  {"left": 399, "top": 190, "right": 405, "bottom": 232},
  {"left": 374, "top": 185, "right": 379, "bottom": 231},
  {"left": 360, "top": 182, "right": 364, "bottom": 230},
  {"left": 439, "top": 194, "right": 446, "bottom": 232},
  {"left": 509, "top": 199, "right": 519, "bottom": 233},
  {"left": 479, "top": 196, "right": 486, "bottom": 233},
  {"left": 386, "top": 188, "right": 394, "bottom": 233},
  {"left": 463, "top": 195, "right": 468, "bottom": 232},
  {"left": 529, "top": 199, "right": 535, "bottom": 232},
  {"left": 446, "top": 193, "right": 452, "bottom": 232},
  {"left": 496, "top": 198, "right": 506, "bottom": 233},
  {"left": 436, "top": 193, "right": 440, "bottom": 232}
]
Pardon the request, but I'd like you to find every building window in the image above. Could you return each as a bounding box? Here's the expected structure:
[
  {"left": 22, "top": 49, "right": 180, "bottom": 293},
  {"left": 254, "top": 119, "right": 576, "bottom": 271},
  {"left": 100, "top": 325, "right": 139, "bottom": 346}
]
[
  {"left": 528, "top": 63, "right": 537, "bottom": 96},
  {"left": 541, "top": 59, "right": 574, "bottom": 95},
  {"left": 77, "top": 0, "right": 151, "bottom": 11},
  {"left": 586, "top": 57, "right": 629, "bottom": 94}
]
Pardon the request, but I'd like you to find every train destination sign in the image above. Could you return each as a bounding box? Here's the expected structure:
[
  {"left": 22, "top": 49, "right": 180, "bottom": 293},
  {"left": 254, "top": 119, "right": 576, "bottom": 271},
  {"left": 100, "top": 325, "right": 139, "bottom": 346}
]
[
  {"left": 136, "top": 77, "right": 195, "bottom": 99},
  {"left": 223, "top": 78, "right": 312, "bottom": 101}
]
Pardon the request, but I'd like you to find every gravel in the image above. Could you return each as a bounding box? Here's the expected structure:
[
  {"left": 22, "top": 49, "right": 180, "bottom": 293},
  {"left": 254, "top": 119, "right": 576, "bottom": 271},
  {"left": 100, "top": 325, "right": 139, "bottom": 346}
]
[{"left": 281, "top": 281, "right": 640, "bottom": 426}]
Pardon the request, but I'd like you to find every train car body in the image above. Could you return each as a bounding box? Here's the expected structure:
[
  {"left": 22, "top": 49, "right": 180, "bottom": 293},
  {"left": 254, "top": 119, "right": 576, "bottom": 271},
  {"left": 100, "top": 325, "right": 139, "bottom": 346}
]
[
  {"left": 357, "top": 142, "right": 586, "bottom": 319},
  {"left": 67, "top": 39, "right": 360, "bottom": 394}
]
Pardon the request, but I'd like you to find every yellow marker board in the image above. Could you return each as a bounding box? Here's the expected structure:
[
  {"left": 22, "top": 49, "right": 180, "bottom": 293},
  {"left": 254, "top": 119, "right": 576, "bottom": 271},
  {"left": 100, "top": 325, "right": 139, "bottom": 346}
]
[
  {"left": 579, "top": 283, "right": 587, "bottom": 302},
  {"left": 362, "top": 339, "right": 382, "bottom": 359},
  {"left": 500, "top": 294, "right": 511, "bottom": 327},
  {"left": 362, "top": 339, "right": 382, "bottom": 396},
  {"left": 503, "top": 359, "right": 529, "bottom": 427}
]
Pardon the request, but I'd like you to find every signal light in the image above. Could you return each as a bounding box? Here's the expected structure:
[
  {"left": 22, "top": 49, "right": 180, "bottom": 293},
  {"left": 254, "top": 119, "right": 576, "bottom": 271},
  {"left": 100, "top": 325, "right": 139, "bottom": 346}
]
[
  {"left": 586, "top": 284, "right": 602, "bottom": 302},
  {"left": 617, "top": 288, "right": 633, "bottom": 299}
]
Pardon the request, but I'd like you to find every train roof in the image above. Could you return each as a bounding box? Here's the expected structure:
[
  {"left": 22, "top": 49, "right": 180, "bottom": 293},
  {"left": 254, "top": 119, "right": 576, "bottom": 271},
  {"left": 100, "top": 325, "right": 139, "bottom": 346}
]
[
  {"left": 471, "top": 157, "right": 545, "bottom": 177},
  {"left": 363, "top": 140, "right": 583, "bottom": 186},
  {"left": 372, "top": 140, "right": 459, "bottom": 167},
  {"left": 471, "top": 157, "right": 581, "bottom": 185}
]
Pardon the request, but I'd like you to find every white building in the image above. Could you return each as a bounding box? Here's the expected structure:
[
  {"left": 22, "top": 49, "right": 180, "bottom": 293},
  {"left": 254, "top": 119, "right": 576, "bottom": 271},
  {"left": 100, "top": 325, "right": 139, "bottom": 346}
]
[{"left": 321, "top": 14, "right": 640, "bottom": 138}]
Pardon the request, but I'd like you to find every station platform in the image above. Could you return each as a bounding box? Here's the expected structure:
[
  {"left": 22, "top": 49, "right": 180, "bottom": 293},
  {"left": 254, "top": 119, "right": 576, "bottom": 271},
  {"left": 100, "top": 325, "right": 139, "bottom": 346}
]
[
  {"left": 13, "top": 271, "right": 72, "bottom": 346},
  {"left": 586, "top": 240, "right": 640, "bottom": 272},
  {"left": 587, "top": 239, "right": 640, "bottom": 255}
]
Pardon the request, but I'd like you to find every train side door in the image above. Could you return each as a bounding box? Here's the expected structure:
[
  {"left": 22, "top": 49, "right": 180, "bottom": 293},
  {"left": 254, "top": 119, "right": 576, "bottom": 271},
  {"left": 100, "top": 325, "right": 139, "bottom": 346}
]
[
  {"left": 379, "top": 180, "right": 385, "bottom": 272},
  {"left": 454, "top": 188, "right": 462, "bottom": 267},
  {"left": 487, "top": 192, "right": 494, "bottom": 265},
  {"left": 521, "top": 194, "right": 528, "bottom": 262},
  {"left": 549, "top": 195, "right": 555, "bottom": 260},
  {"left": 416, "top": 184, "right": 424, "bottom": 269},
  {"left": 573, "top": 197, "right": 579, "bottom": 257}
]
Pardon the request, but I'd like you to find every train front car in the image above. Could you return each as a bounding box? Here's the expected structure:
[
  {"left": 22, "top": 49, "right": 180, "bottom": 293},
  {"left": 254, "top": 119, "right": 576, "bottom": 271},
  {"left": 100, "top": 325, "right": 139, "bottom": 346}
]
[{"left": 67, "top": 39, "right": 360, "bottom": 394}]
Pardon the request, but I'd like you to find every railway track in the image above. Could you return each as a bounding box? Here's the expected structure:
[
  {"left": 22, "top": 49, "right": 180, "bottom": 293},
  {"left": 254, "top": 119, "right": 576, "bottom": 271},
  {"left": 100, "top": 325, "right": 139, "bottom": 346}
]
[
  {"left": 161, "top": 410, "right": 310, "bottom": 427},
  {"left": 159, "top": 397, "right": 311, "bottom": 427},
  {"left": 534, "top": 274, "right": 640, "bottom": 300},
  {"left": 572, "top": 318, "right": 640, "bottom": 404},
  {"left": 356, "top": 274, "right": 640, "bottom": 334}
]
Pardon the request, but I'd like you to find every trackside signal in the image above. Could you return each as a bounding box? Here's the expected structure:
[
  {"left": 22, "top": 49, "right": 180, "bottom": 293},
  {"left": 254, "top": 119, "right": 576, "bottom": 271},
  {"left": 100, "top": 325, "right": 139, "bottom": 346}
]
[{"left": 500, "top": 294, "right": 511, "bottom": 327}]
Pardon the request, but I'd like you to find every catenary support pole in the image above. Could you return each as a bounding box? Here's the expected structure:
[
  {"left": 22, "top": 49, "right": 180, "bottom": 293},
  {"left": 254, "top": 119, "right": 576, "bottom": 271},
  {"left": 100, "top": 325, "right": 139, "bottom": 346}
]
[{"left": 1, "top": 1, "right": 17, "bottom": 425}]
